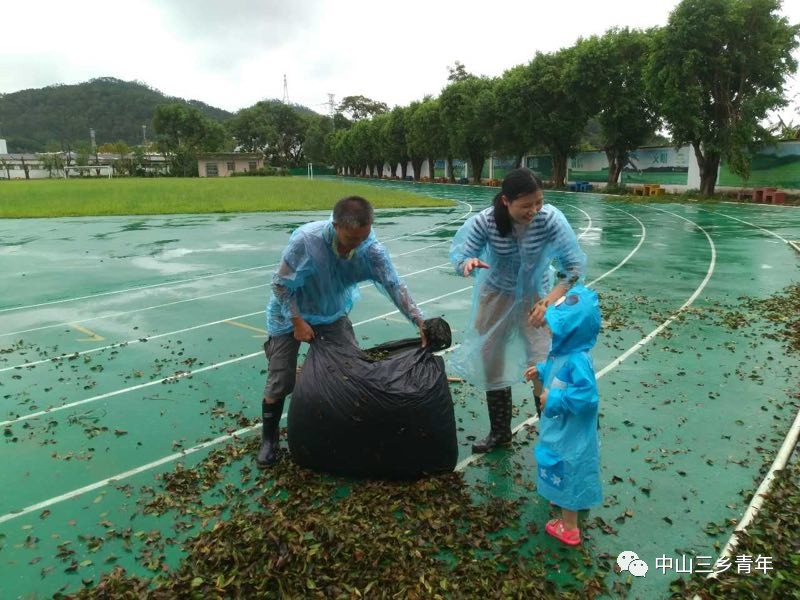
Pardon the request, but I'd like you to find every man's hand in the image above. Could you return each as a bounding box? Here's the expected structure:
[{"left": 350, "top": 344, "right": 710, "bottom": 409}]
[
  {"left": 523, "top": 365, "right": 539, "bottom": 382},
  {"left": 291, "top": 317, "right": 315, "bottom": 342},
  {"left": 418, "top": 320, "right": 428, "bottom": 347},
  {"left": 462, "top": 258, "right": 489, "bottom": 277}
]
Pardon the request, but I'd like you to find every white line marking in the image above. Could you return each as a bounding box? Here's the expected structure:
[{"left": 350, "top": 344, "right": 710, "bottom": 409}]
[
  {"left": 0, "top": 277, "right": 467, "bottom": 427},
  {"left": 0, "top": 283, "right": 269, "bottom": 339},
  {"left": 0, "top": 242, "right": 454, "bottom": 343},
  {"left": 0, "top": 264, "right": 278, "bottom": 315},
  {"left": 0, "top": 202, "right": 472, "bottom": 315},
  {"left": 698, "top": 208, "right": 792, "bottom": 244},
  {"left": 0, "top": 260, "right": 453, "bottom": 373}
]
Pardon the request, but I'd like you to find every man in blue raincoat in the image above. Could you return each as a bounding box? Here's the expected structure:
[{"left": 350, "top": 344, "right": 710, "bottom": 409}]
[
  {"left": 524, "top": 284, "right": 602, "bottom": 545},
  {"left": 257, "top": 196, "right": 426, "bottom": 467}
]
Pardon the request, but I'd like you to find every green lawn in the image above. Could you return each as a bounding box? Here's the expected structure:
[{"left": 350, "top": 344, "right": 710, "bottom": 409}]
[{"left": 0, "top": 177, "right": 453, "bottom": 218}]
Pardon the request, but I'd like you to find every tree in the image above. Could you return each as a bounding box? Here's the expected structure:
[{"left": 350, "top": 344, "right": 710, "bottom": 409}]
[
  {"left": 39, "top": 153, "right": 65, "bottom": 178},
  {"left": 0, "top": 156, "right": 11, "bottom": 179},
  {"left": 440, "top": 75, "right": 497, "bottom": 183},
  {"left": 447, "top": 61, "right": 471, "bottom": 82},
  {"left": 406, "top": 97, "right": 448, "bottom": 180},
  {"left": 304, "top": 115, "right": 333, "bottom": 165},
  {"left": 646, "top": 0, "right": 799, "bottom": 194},
  {"left": 494, "top": 65, "right": 538, "bottom": 168},
  {"left": 382, "top": 106, "right": 410, "bottom": 179},
  {"left": 570, "top": 28, "right": 660, "bottom": 184},
  {"left": 99, "top": 140, "right": 132, "bottom": 175},
  {"left": 524, "top": 50, "right": 593, "bottom": 186},
  {"left": 227, "top": 101, "right": 307, "bottom": 167},
  {"left": 337, "top": 95, "right": 388, "bottom": 121},
  {"left": 153, "top": 103, "right": 226, "bottom": 176}
]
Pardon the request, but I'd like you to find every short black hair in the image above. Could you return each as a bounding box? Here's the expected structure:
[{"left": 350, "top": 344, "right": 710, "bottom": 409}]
[{"left": 333, "top": 196, "right": 374, "bottom": 228}]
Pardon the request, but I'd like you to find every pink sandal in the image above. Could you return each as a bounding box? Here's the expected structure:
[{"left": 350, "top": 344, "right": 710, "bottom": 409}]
[{"left": 545, "top": 519, "right": 581, "bottom": 546}]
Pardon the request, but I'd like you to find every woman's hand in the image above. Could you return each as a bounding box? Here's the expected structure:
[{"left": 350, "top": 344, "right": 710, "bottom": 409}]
[
  {"left": 523, "top": 365, "right": 539, "bottom": 382},
  {"left": 462, "top": 258, "right": 489, "bottom": 277},
  {"left": 528, "top": 299, "right": 549, "bottom": 327}
]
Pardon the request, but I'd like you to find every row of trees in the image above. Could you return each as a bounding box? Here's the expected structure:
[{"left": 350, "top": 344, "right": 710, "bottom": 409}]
[
  {"left": 54, "top": 0, "right": 795, "bottom": 194},
  {"left": 326, "top": 0, "right": 798, "bottom": 195}
]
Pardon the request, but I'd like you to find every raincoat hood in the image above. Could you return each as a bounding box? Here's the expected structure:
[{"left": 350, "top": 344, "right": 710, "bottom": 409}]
[{"left": 545, "top": 284, "right": 600, "bottom": 355}]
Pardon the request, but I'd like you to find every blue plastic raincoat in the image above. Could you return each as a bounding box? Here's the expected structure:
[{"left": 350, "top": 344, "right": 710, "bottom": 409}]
[
  {"left": 266, "top": 220, "right": 423, "bottom": 336},
  {"left": 448, "top": 204, "right": 586, "bottom": 390},
  {"left": 535, "top": 284, "right": 602, "bottom": 511}
]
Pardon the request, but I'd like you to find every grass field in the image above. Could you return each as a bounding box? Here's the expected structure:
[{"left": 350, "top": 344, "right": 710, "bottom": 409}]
[{"left": 0, "top": 177, "right": 453, "bottom": 218}]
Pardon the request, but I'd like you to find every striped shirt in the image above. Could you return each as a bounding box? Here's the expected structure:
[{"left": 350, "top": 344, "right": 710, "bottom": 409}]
[{"left": 449, "top": 204, "right": 586, "bottom": 296}]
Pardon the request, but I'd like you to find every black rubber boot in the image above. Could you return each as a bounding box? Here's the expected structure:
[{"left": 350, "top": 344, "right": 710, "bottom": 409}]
[
  {"left": 472, "top": 387, "right": 513, "bottom": 453},
  {"left": 256, "top": 398, "right": 285, "bottom": 468},
  {"left": 534, "top": 394, "right": 542, "bottom": 418}
]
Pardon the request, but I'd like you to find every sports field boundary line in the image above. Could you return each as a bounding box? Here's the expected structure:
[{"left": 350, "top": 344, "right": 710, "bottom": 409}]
[{"left": 0, "top": 244, "right": 452, "bottom": 372}]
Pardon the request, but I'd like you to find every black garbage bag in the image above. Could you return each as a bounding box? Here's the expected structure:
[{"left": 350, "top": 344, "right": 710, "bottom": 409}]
[{"left": 287, "top": 318, "right": 457, "bottom": 480}]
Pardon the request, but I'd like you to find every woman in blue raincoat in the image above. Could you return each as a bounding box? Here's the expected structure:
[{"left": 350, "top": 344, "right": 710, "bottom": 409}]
[
  {"left": 524, "top": 284, "right": 602, "bottom": 546},
  {"left": 258, "top": 196, "right": 426, "bottom": 467},
  {"left": 449, "top": 168, "right": 585, "bottom": 453}
]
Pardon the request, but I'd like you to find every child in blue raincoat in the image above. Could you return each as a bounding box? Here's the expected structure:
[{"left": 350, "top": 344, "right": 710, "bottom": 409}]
[{"left": 524, "top": 284, "right": 602, "bottom": 546}]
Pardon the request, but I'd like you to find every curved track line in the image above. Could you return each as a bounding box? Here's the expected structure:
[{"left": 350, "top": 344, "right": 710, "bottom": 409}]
[{"left": 0, "top": 201, "right": 473, "bottom": 314}]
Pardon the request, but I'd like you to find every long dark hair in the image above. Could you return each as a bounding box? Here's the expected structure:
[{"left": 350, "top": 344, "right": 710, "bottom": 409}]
[{"left": 492, "top": 168, "right": 543, "bottom": 236}]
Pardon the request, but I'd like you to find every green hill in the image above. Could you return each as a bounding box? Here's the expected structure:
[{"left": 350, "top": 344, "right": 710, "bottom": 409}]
[{"left": 0, "top": 77, "right": 233, "bottom": 152}]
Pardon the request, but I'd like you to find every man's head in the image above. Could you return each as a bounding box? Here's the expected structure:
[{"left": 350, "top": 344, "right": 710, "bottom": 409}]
[{"left": 332, "top": 196, "right": 374, "bottom": 253}]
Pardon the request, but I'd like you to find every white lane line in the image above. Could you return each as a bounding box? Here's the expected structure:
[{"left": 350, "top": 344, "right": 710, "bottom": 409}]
[
  {"left": 0, "top": 203, "right": 472, "bottom": 315},
  {"left": 595, "top": 207, "right": 716, "bottom": 378},
  {"left": 565, "top": 204, "right": 593, "bottom": 239},
  {"left": 0, "top": 259, "right": 453, "bottom": 373},
  {"left": 0, "top": 264, "right": 278, "bottom": 315},
  {"left": 456, "top": 206, "right": 715, "bottom": 472},
  {"left": 0, "top": 284, "right": 269, "bottom": 339},
  {"left": 0, "top": 241, "right": 454, "bottom": 342},
  {"left": 586, "top": 207, "right": 646, "bottom": 286},
  {"left": 0, "top": 427, "right": 256, "bottom": 526},
  {"left": 692, "top": 206, "right": 800, "bottom": 582},
  {"left": 698, "top": 208, "right": 792, "bottom": 244},
  {"left": 0, "top": 206, "right": 644, "bottom": 522},
  {"left": 705, "top": 408, "right": 800, "bottom": 582},
  {"left": 0, "top": 276, "right": 466, "bottom": 427},
  {"left": 0, "top": 242, "right": 450, "bottom": 373}
]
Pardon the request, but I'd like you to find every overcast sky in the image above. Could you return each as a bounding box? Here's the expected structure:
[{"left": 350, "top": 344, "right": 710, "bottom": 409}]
[{"left": 3, "top": 0, "right": 799, "bottom": 122}]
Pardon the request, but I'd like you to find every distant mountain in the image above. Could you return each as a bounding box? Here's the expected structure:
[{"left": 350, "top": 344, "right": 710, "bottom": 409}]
[{"left": 0, "top": 77, "right": 234, "bottom": 152}]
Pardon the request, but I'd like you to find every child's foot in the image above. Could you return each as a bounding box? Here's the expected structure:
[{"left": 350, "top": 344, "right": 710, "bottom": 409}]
[{"left": 545, "top": 519, "right": 581, "bottom": 546}]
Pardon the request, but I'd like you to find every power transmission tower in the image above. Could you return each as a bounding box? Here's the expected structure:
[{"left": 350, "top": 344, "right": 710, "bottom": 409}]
[
  {"left": 326, "top": 93, "right": 337, "bottom": 131},
  {"left": 327, "top": 93, "right": 336, "bottom": 118},
  {"left": 282, "top": 75, "right": 289, "bottom": 104}
]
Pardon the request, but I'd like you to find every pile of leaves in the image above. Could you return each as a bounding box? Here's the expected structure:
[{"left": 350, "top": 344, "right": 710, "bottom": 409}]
[
  {"left": 62, "top": 436, "right": 608, "bottom": 599},
  {"left": 671, "top": 283, "right": 800, "bottom": 598},
  {"left": 740, "top": 283, "right": 800, "bottom": 353}
]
